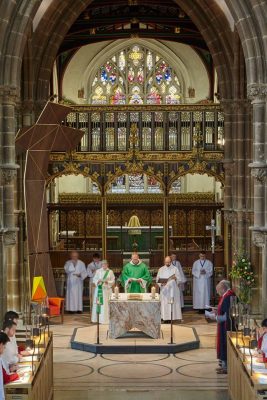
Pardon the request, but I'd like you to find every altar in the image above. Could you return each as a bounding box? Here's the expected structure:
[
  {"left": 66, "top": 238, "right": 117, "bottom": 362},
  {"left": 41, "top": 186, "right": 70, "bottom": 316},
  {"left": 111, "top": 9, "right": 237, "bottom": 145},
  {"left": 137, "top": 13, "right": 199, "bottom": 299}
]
[{"left": 109, "top": 293, "right": 161, "bottom": 339}]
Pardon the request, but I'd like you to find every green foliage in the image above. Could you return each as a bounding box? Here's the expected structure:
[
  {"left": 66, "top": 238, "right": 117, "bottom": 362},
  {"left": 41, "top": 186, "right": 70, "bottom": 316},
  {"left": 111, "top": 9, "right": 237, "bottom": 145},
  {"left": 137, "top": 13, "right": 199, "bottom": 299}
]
[{"left": 229, "top": 254, "right": 255, "bottom": 304}]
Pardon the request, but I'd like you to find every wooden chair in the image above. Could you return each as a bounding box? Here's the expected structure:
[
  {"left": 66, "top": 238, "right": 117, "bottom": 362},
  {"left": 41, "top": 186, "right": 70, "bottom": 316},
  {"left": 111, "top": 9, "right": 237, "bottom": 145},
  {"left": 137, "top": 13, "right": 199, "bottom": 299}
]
[{"left": 48, "top": 297, "right": 65, "bottom": 324}]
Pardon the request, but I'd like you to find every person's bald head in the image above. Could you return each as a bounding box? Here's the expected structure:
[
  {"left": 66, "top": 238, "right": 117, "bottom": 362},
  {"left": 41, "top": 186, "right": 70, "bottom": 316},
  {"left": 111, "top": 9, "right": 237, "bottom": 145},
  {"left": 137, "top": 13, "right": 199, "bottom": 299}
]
[
  {"left": 70, "top": 251, "right": 79, "bottom": 261},
  {"left": 165, "top": 256, "right": 171, "bottom": 267},
  {"left": 131, "top": 253, "right": 140, "bottom": 265}
]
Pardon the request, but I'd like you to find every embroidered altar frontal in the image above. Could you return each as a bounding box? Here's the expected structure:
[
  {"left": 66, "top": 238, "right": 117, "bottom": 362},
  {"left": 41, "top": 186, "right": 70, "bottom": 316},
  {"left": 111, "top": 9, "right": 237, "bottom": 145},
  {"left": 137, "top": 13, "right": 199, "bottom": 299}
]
[{"left": 109, "top": 293, "right": 161, "bottom": 339}]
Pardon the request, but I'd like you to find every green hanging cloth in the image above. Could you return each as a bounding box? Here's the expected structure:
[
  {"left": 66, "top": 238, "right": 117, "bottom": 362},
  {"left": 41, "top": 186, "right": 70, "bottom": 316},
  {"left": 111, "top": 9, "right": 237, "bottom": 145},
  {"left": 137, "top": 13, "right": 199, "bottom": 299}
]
[{"left": 96, "top": 269, "right": 110, "bottom": 314}]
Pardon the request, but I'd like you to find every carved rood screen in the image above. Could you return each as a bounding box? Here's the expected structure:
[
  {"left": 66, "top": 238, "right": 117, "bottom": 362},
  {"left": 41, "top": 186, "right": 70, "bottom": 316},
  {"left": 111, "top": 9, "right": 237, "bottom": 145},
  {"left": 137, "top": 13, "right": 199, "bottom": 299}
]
[{"left": 63, "top": 105, "right": 224, "bottom": 153}]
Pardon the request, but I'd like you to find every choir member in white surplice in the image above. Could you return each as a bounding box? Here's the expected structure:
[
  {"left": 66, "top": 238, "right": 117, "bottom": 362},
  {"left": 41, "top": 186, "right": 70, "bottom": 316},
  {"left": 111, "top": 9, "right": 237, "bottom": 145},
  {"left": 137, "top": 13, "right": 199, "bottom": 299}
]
[
  {"left": 91, "top": 260, "right": 115, "bottom": 324},
  {"left": 170, "top": 253, "right": 187, "bottom": 308},
  {"left": 156, "top": 256, "right": 182, "bottom": 321},
  {"left": 192, "top": 251, "right": 213, "bottom": 311},
  {"left": 64, "top": 251, "right": 87, "bottom": 313}
]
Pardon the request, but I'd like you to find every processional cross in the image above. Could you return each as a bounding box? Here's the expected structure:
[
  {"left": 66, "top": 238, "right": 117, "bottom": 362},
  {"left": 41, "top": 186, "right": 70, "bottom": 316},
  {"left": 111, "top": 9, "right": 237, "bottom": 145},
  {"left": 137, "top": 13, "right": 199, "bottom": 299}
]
[
  {"left": 206, "top": 219, "right": 217, "bottom": 305},
  {"left": 205, "top": 219, "right": 216, "bottom": 254}
]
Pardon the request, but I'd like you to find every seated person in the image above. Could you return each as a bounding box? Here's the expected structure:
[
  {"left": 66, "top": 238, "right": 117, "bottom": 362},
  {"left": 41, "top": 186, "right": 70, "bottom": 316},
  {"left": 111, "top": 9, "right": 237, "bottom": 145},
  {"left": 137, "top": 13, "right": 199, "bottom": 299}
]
[
  {"left": 257, "top": 318, "right": 267, "bottom": 362},
  {"left": 0, "top": 331, "right": 21, "bottom": 384},
  {"left": 91, "top": 260, "right": 115, "bottom": 324},
  {"left": 2, "top": 320, "right": 22, "bottom": 373},
  {"left": 3, "top": 310, "right": 30, "bottom": 356},
  {"left": 120, "top": 253, "right": 152, "bottom": 293}
]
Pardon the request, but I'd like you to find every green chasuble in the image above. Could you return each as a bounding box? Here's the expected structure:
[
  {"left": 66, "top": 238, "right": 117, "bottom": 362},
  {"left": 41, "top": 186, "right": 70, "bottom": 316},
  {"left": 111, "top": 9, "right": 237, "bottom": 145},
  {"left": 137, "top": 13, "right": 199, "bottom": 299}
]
[{"left": 120, "top": 262, "right": 152, "bottom": 293}]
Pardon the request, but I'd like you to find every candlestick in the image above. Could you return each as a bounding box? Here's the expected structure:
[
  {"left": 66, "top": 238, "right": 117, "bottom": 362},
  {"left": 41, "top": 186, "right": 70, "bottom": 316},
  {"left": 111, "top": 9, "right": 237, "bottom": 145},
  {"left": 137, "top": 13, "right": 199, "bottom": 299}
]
[
  {"left": 114, "top": 286, "right": 119, "bottom": 299},
  {"left": 151, "top": 286, "right": 156, "bottom": 299}
]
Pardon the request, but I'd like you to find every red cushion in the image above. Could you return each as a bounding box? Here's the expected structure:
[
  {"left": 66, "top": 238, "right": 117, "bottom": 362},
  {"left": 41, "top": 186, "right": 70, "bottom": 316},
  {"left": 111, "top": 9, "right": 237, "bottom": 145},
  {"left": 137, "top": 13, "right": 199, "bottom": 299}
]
[{"left": 49, "top": 304, "right": 60, "bottom": 316}]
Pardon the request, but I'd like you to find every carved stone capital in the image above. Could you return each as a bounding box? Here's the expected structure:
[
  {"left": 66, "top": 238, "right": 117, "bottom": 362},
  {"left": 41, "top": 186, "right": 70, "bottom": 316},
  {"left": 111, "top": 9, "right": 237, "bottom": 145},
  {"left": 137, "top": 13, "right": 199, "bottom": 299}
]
[
  {"left": 252, "top": 231, "right": 267, "bottom": 248},
  {"left": 0, "top": 228, "right": 18, "bottom": 246},
  {"left": 247, "top": 84, "right": 267, "bottom": 101},
  {"left": 0, "top": 85, "right": 19, "bottom": 104},
  {"left": 250, "top": 165, "right": 267, "bottom": 184},
  {"left": 0, "top": 164, "right": 19, "bottom": 184}
]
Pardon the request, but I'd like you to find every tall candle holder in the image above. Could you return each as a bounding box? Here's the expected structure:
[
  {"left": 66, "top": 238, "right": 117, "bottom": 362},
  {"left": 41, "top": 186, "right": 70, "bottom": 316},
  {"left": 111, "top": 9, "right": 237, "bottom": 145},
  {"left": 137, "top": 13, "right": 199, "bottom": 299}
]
[
  {"left": 95, "top": 299, "right": 102, "bottom": 345},
  {"left": 168, "top": 297, "right": 175, "bottom": 345}
]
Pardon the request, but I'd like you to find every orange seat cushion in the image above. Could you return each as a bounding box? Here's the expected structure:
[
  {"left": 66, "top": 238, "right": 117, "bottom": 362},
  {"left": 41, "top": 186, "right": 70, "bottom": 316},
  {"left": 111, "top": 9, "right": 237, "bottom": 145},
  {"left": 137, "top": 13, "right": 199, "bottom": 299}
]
[{"left": 48, "top": 297, "right": 64, "bottom": 316}]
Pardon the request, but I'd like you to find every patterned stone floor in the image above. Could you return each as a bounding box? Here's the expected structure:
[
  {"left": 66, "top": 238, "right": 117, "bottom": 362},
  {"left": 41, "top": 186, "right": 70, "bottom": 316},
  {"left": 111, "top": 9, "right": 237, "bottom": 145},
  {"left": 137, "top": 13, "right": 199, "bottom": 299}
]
[{"left": 52, "top": 312, "right": 229, "bottom": 400}]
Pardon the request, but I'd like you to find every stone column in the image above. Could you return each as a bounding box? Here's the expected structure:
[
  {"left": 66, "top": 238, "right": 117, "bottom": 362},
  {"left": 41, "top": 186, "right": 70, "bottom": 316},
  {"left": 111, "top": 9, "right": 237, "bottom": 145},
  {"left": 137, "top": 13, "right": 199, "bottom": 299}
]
[
  {"left": 0, "top": 86, "right": 19, "bottom": 318},
  {"left": 248, "top": 84, "right": 267, "bottom": 316}
]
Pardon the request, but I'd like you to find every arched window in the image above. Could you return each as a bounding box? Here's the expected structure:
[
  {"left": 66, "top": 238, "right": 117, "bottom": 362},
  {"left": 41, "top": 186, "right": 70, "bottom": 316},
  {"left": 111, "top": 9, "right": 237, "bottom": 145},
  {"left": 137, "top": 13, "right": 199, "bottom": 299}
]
[{"left": 90, "top": 45, "right": 182, "bottom": 105}]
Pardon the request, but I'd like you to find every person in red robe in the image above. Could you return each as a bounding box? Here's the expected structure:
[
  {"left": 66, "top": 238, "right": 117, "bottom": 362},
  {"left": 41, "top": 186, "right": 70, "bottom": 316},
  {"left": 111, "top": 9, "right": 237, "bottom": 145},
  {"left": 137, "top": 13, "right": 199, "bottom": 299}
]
[
  {"left": 257, "top": 319, "right": 267, "bottom": 362},
  {"left": 206, "top": 280, "right": 235, "bottom": 374}
]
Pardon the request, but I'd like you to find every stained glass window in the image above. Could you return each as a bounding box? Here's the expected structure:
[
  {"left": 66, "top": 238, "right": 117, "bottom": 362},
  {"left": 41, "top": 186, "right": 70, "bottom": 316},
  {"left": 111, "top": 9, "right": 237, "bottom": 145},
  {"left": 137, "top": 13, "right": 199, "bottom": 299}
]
[
  {"left": 90, "top": 45, "right": 182, "bottom": 105},
  {"left": 107, "top": 174, "right": 162, "bottom": 194}
]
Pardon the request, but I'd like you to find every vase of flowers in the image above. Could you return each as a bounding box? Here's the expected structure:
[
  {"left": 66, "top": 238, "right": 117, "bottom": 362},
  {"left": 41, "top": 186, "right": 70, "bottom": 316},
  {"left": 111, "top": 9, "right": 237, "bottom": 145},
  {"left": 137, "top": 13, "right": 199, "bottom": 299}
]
[{"left": 229, "top": 254, "right": 255, "bottom": 304}]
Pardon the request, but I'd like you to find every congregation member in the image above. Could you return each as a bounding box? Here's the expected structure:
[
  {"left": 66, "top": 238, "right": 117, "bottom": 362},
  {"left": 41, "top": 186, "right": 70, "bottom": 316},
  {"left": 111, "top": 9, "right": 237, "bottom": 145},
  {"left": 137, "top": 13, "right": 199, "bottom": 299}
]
[
  {"left": 1, "top": 321, "right": 22, "bottom": 372},
  {"left": 91, "top": 260, "right": 115, "bottom": 324},
  {"left": 170, "top": 253, "right": 187, "bottom": 307},
  {"left": 206, "top": 280, "right": 235, "bottom": 374},
  {"left": 192, "top": 251, "right": 213, "bottom": 312},
  {"left": 1, "top": 323, "right": 22, "bottom": 383},
  {"left": 0, "top": 332, "right": 9, "bottom": 400},
  {"left": 87, "top": 253, "right": 102, "bottom": 311},
  {"left": 64, "top": 251, "right": 87, "bottom": 313},
  {"left": 3, "top": 311, "right": 28, "bottom": 356},
  {"left": 121, "top": 253, "right": 152, "bottom": 293},
  {"left": 156, "top": 256, "right": 182, "bottom": 322},
  {"left": 257, "top": 319, "right": 267, "bottom": 362}
]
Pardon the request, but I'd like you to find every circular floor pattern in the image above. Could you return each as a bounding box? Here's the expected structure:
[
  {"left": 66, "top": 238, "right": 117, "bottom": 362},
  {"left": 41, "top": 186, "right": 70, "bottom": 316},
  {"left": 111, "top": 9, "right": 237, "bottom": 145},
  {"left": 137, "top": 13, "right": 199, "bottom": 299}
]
[
  {"left": 174, "top": 348, "right": 216, "bottom": 362},
  {"left": 54, "top": 348, "right": 96, "bottom": 363},
  {"left": 101, "top": 354, "right": 170, "bottom": 363},
  {"left": 176, "top": 362, "right": 226, "bottom": 380},
  {"left": 98, "top": 362, "right": 172, "bottom": 380},
  {"left": 54, "top": 362, "right": 94, "bottom": 380}
]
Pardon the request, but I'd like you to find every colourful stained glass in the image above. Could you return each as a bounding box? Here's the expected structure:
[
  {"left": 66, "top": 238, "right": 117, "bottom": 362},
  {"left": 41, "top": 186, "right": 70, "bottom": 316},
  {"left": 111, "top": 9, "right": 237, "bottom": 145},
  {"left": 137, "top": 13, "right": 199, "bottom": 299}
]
[{"left": 90, "top": 44, "right": 182, "bottom": 104}]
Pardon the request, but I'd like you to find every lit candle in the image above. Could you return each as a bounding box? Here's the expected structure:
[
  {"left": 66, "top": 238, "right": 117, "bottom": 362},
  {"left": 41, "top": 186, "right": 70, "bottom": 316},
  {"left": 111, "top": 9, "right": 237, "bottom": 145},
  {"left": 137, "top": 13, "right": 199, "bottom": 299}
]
[
  {"left": 151, "top": 286, "right": 156, "bottom": 299},
  {"left": 114, "top": 286, "right": 119, "bottom": 299}
]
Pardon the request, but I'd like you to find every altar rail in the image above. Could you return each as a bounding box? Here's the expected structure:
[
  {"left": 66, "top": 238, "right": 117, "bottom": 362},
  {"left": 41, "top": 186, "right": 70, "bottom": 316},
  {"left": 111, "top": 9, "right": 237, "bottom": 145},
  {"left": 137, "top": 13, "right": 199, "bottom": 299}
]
[{"left": 63, "top": 104, "right": 224, "bottom": 153}]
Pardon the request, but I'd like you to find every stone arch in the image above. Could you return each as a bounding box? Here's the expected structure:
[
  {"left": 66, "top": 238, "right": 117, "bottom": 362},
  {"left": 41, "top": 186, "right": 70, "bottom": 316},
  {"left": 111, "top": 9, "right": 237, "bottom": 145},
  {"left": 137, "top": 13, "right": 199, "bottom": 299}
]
[{"left": 32, "top": 0, "right": 237, "bottom": 103}]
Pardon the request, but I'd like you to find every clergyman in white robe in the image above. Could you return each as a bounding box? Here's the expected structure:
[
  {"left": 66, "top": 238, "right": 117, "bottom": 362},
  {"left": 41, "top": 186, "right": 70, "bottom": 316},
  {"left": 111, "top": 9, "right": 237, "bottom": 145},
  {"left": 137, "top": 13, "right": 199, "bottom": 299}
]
[
  {"left": 170, "top": 256, "right": 187, "bottom": 307},
  {"left": 64, "top": 255, "right": 87, "bottom": 312},
  {"left": 192, "top": 254, "right": 213, "bottom": 309},
  {"left": 156, "top": 257, "right": 182, "bottom": 321},
  {"left": 91, "top": 265, "right": 115, "bottom": 324}
]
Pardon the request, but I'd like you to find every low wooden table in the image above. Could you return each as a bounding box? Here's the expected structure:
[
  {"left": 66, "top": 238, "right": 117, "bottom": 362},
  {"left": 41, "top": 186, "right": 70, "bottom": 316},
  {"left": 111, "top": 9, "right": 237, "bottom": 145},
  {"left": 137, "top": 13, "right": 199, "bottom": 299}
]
[{"left": 109, "top": 293, "right": 161, "bottom": 339}]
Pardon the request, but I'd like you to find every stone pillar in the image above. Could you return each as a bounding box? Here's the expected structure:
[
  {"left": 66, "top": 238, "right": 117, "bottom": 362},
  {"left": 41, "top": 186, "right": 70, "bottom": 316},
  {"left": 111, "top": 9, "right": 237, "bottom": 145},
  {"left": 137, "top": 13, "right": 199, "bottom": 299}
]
[
  {"left": 0, "top": 86, "right": 19, "bottom": 318},
  {"left": 248, "top": 84, "right": 267, "bottom": 316}
]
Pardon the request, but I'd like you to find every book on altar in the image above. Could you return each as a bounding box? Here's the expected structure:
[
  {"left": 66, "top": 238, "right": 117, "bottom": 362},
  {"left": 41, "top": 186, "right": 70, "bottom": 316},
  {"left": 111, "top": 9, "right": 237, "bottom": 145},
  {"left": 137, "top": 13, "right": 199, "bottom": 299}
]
[{"left": 157, "top": 274, "right": 176, "bottom": 284}]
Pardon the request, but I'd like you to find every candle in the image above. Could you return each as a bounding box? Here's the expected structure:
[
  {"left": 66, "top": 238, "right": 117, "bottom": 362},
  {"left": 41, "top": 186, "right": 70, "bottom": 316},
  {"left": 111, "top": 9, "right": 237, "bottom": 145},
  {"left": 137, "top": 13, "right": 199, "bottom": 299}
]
[
  {"left": 114, "top": 286, "right": 119, "bottom": 299},
  {"left": 151, "top": 286, "right": 156, "bottom": 299}
]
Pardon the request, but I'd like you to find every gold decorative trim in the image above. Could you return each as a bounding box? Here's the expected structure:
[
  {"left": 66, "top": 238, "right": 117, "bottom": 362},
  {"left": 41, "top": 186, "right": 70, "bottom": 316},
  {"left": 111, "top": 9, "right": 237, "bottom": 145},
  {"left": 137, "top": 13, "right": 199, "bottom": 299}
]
[
  {"left": 57, "top": 192, "right": 220, "bottom": 204},
  {"left": 67, "top": 104, "right": 222, "bottom": 112},
  {"left": 50, "top": 151, "right": 224, "bottom": 163}
]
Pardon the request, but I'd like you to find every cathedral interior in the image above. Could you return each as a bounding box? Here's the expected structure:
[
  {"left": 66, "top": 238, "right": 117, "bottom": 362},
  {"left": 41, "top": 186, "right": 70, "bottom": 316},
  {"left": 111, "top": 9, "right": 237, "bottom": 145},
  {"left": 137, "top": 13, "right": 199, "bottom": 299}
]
[{"left": 0, "top": 0, "right": 266, "bottom": 399}]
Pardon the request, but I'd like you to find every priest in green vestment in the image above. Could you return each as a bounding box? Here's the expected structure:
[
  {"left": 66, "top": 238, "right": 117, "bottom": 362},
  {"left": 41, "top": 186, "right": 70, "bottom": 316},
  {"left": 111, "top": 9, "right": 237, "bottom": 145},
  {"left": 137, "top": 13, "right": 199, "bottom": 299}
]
[{"left": 120, "top": 253, "right": 152, "bottom": 293}]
